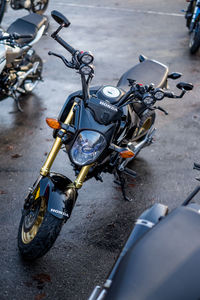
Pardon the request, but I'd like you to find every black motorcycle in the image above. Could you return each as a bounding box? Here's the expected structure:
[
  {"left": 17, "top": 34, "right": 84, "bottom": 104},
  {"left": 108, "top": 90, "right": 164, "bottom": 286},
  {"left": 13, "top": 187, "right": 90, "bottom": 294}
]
[
  {"left": 89, "top": 163, "right": 200, "bottom": 300},
  {"left": 185, "top": 0, "right": 200, "bottom": 53},
  {"left": 0, "top": 12, "right": 48, "bottom": 110},
  {"left": 0, "top": 0, "right": 49, "bottom": 24},
  {"left": 17, "top": 10, "right": 193, "bottom": 260}
]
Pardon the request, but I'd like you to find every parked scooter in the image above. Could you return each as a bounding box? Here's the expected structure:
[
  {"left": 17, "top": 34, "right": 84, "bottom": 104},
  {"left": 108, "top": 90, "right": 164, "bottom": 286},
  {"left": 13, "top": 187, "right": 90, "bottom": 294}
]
[
  {"left": 0, "top": 13, "right": 48, "bottom": 111},
  {"left": 17, "top": 10, "right": 193, "bottom": 260},
  {"left": 89, "top": 163, "right": 200, "bottom": 300},
  {"left": 0, "top": 0, "right": 49, "bottom": 24},
  {"left": 185, "top": 0, "right": 200, "bottom": 53}
]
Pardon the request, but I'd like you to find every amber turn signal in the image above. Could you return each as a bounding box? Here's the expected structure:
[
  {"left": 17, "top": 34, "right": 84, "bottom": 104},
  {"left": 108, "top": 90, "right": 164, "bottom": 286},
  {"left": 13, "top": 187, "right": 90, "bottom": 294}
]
[
  {"left": 120, "top": 149, "right": 135, "bottom": 158},
  {"left": 46, "top": 118, "right": 61, "bottom": 129}
]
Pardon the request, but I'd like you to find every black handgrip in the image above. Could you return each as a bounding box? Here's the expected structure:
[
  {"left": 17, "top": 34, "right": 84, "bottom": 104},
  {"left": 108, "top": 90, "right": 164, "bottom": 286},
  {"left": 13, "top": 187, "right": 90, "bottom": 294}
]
[
  {"left": 52, "top": 34, "right": 76, "bottom": 55},
  {"left": 0, "top": 33, "right": 33, "bottom": 40},
  {"left": 17, "top": 34, "right": 33, "bottom": 39},
  {"left": 164, "top": 91, "right": 174, "bottom": 98}
]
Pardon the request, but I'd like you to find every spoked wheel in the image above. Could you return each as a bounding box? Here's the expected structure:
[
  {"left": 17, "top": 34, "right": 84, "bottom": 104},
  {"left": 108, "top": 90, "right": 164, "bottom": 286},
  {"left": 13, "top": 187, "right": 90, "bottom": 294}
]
[
  {"left": 30, "top": 0, "right": 49, "bottom": 14},
  {"left": 18, "top": 186, "right": 63, "bottom": 260},
  {"left": 189, "top": 23, "right": 200, "bottom": 54},
  {"left": 0, "top": 0, "right": 6, "bottom": 24},
  {"left": 131, "top": 110, "right": 155, "bottom": 142}
]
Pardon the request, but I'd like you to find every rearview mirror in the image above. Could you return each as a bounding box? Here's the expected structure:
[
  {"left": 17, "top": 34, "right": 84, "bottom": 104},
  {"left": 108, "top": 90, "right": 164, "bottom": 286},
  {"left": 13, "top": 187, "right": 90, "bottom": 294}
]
[
  {"left": 51, "top": 10, "right": 70, "bottom": 27},
  {"left": 176, "top": 82, "right": 193, "bottom": 91},
  {"left": 168, "top": 72, "right": 182, "bottom": 80}
]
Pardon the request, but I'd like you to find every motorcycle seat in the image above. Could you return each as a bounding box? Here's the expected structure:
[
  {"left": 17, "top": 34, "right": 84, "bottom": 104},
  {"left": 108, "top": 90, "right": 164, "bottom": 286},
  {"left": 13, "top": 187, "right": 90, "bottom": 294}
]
[
  {"left": 117, "top": 58, "right": 169, "bottom": 91},
  {"left": 7, "top": 13, "right": 47, "bottom": 45},
  {"left": 105, "top": 206, "right": 200, "bottom": 300}
]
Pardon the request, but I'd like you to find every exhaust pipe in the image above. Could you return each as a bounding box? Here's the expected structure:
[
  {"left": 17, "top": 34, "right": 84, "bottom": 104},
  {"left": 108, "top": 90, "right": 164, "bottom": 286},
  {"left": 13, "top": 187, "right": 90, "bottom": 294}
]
[
  {"left": 15, "top": 61, "right": 40, "bottom": 92},
  {"left": 118, "top": 128, "right": 156, "bottom": 171}
]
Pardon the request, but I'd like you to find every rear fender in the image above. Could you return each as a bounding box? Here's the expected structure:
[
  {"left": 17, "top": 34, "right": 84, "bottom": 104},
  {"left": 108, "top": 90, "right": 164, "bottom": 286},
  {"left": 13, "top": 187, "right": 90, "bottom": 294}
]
[
  {"left": 131, "top": 203, "right": 168, "bottom": 245},
  {"left": 108, "top": 203, "right": 168, "bottom": 280},
  {"left": 39, "top": 173, "right": 77, "bottom": 220}
]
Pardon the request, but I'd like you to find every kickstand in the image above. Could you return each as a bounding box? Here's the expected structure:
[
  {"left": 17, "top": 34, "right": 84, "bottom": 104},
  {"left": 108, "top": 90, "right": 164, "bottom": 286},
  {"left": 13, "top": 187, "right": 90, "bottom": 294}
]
[
  {"left": 114, "top": 171, "right": 132, "bottom": 202},
  {"left": 12, "top": 91, "right": 23, "bottom": 112}
]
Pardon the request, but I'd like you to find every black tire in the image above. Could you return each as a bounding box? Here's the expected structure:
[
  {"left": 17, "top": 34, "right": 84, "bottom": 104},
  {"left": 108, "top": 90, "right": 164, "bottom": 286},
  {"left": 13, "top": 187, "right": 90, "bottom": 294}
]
[
  {"left": 0, "top": 0, "right": 6, "bottom": 24},
  {"left": 30, "top": 0, "right": 49, "bottom": 14},
  {"left": 18, "top": 197, "right": 63, "bottom": 260},
  {"left": 189, "top": 23, "right": 200, "bottom": 54},
  {"left": 186, "top": 0, "right": 196, "bottom": 28}
]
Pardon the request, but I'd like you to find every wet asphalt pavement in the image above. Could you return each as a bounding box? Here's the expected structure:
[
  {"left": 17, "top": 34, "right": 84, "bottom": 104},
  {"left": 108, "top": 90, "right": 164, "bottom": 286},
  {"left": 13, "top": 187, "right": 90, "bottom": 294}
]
[{"left": 1, "top": 0, "right": 200, "bottom": 299}]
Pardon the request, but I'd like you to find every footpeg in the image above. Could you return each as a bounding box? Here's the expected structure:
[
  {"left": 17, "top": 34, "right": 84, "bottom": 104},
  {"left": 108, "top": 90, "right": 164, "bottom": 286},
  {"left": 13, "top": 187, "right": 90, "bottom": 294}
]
[{"left": 123, "top": 168, "right": 137, "bottom": 178}]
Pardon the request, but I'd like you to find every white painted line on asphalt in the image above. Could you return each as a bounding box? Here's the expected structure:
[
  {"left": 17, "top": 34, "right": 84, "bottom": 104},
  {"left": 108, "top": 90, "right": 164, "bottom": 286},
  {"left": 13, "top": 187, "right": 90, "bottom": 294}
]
[{"left": 55, "top": 3, "right": 184, "bottom": 17}]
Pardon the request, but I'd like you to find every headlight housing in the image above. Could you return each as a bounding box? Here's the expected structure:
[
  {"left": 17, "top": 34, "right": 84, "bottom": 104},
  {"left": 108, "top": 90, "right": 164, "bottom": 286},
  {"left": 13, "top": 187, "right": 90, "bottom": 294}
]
[
  {"left": 154, "top": 89, "right": 165, "bottom": 100},
  {"left": 79, "top": 64, "right": 94, "bottom": 75},
  {"left": 79, "top": 51, "right": 94, "bottom": 64},
  {"left": 143, "top": 94, "right": 155, "bottom": 106},
  {"left": 69, "top": 130, "right": 107, "bottom": 166}
]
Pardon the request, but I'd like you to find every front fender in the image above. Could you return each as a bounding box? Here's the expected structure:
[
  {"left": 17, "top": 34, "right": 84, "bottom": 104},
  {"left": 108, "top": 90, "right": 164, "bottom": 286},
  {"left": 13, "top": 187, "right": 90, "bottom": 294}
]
[{"left": 39, "top": 173, "right": 77, "bottom": 220}]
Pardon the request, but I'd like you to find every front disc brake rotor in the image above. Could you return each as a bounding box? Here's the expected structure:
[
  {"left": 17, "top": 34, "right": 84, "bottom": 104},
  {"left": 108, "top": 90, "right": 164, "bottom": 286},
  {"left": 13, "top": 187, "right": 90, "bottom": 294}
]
[{"left": 22, "top": 187, "right": 47, "bottom": 244}]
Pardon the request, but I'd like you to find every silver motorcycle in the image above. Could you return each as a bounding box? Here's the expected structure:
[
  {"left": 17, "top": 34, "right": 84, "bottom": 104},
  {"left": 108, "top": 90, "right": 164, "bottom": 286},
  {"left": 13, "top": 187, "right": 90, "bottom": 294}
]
[{"left": 0, "top": 12, "right": 48, "bottom": 110}]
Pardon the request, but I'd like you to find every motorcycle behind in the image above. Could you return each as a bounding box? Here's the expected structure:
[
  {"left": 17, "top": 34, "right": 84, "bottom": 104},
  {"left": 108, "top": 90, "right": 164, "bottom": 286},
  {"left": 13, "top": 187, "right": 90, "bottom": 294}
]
[
  {"left": 17, "top": 10, "right": 193, "bottom": 260},
  {"left": 0, "top": 0, "right": 49, "bottom": 24},
  {"left": 89, "top": 163, "right": 200, "bottom": 300},
  {"left": 0, "top": 12, "right": 48, "bottom": 111},
  {"left": 185, "top": 0, "right": 200, "bottom": 53}
]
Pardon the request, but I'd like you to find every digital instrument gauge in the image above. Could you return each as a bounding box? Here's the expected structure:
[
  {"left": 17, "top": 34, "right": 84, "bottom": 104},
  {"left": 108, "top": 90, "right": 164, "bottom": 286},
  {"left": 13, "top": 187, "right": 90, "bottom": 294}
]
[{"left": 102, "top": 86, "right": 121, "bottom": 98}]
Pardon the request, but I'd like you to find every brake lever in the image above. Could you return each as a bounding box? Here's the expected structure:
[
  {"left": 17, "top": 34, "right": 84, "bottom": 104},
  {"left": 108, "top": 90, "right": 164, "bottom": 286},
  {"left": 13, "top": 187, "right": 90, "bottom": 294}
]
[
  {"left": 48, "top": 51, "right": 75, "bottom": 69},
  {"left": 154, "top": 106, "right": 168, "bottom": 115}
]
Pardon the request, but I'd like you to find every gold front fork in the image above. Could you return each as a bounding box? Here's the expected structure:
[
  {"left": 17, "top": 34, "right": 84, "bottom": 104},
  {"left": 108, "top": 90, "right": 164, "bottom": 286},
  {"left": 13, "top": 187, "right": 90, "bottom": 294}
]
[
  {"left": 40, "top": 102, "right": 92, "bottom": 189},
  {"left": 40, "top": 103, "right": 76, "bottom": 176},
  {"left": 74, "top": 164, "right": 93, "bottom": 189}
]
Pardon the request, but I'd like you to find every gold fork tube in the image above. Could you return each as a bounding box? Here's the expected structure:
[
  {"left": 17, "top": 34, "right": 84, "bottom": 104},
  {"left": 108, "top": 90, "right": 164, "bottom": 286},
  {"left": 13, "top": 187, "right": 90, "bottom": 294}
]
[
  {"left": 74, "top": 165, "right": 92, "bottom": 189},
  {"left": 40, "top": 103, "right": 76, "bottom": 177}
]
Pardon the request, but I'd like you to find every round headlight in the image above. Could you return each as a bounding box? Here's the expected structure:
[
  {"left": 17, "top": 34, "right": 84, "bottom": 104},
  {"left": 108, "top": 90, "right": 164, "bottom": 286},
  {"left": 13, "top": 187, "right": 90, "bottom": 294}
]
[
  {"left": 154, "top": 89, "right": 165, "bottom": 100},
  {"left": 70, "top": 130, "right": 107, "bottom": 166},
  {"left": 79, "top": 64, "right": 94, "bottom": 76},
  {"left": 143, "top": 94, "right": 154, "bottom": 106},
  {"left": 80, "top": 51, "right": 94, "bottom": 64}
]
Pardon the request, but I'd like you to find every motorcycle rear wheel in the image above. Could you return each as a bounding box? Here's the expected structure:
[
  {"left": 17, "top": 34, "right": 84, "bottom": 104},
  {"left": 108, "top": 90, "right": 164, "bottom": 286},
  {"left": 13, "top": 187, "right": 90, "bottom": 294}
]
[
  {"left": 18, "top": 187, "right": 63, "bottom": 260},
  {"left": 131, "top": 110, "right": 155, "bottom": 142},
  {"left": 30, "top": 0, "right": 49, "bottom": 14},
  {"left": 189, "top": 24, "right": 200, "bottom": 54}
]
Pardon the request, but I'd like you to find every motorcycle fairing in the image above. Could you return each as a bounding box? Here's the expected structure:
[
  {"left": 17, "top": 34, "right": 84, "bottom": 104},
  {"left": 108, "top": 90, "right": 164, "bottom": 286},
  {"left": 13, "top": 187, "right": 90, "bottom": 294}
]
[
  {"left": 38, "top": 173, "right": 77, "bottom": 220},
  {"left": 105, "top": 206, "right": 200, "bottom": 300},
  {"left": 7, "top": 13, "right": 47, "bottom": 45},
  {"left": 117, "top": 58, "right": 169, "bottom": 92},
  {"left": 57, "top": 87, "right": 101, "bottom": 124},
  {"left": 74, "top": 100, "right": 117, "bottom": 142}
]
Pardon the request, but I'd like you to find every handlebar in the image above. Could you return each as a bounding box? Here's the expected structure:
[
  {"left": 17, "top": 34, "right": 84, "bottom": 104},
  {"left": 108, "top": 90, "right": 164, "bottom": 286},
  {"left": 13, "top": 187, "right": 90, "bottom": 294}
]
[
  {"left": 0, "top": 33, "right": 33, "bottom": 41},
  {"left": 51, "top": 32, "right": 77, "bottom": 56}
]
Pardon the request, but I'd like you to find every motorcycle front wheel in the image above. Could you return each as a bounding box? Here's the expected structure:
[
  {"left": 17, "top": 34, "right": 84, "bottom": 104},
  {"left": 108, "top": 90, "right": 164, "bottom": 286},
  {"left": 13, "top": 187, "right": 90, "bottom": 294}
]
[
  {"left": 30, "top": 0, "right": 49, "bottom": 14},
  {"left": 189, "top": 23, "right": 200, "bottom": 54},
  {"left": 186, "top": 0, "right": 196, "bottom": 28},
  {"left": 18, "top": 187, "right": 63, "bottom": 260}
]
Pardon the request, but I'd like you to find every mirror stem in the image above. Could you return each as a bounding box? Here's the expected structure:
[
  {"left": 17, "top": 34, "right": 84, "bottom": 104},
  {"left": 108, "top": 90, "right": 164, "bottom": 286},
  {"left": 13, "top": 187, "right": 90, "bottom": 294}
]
[{"left": 51, "top": 23, "right": 65, "bottom": 39}]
